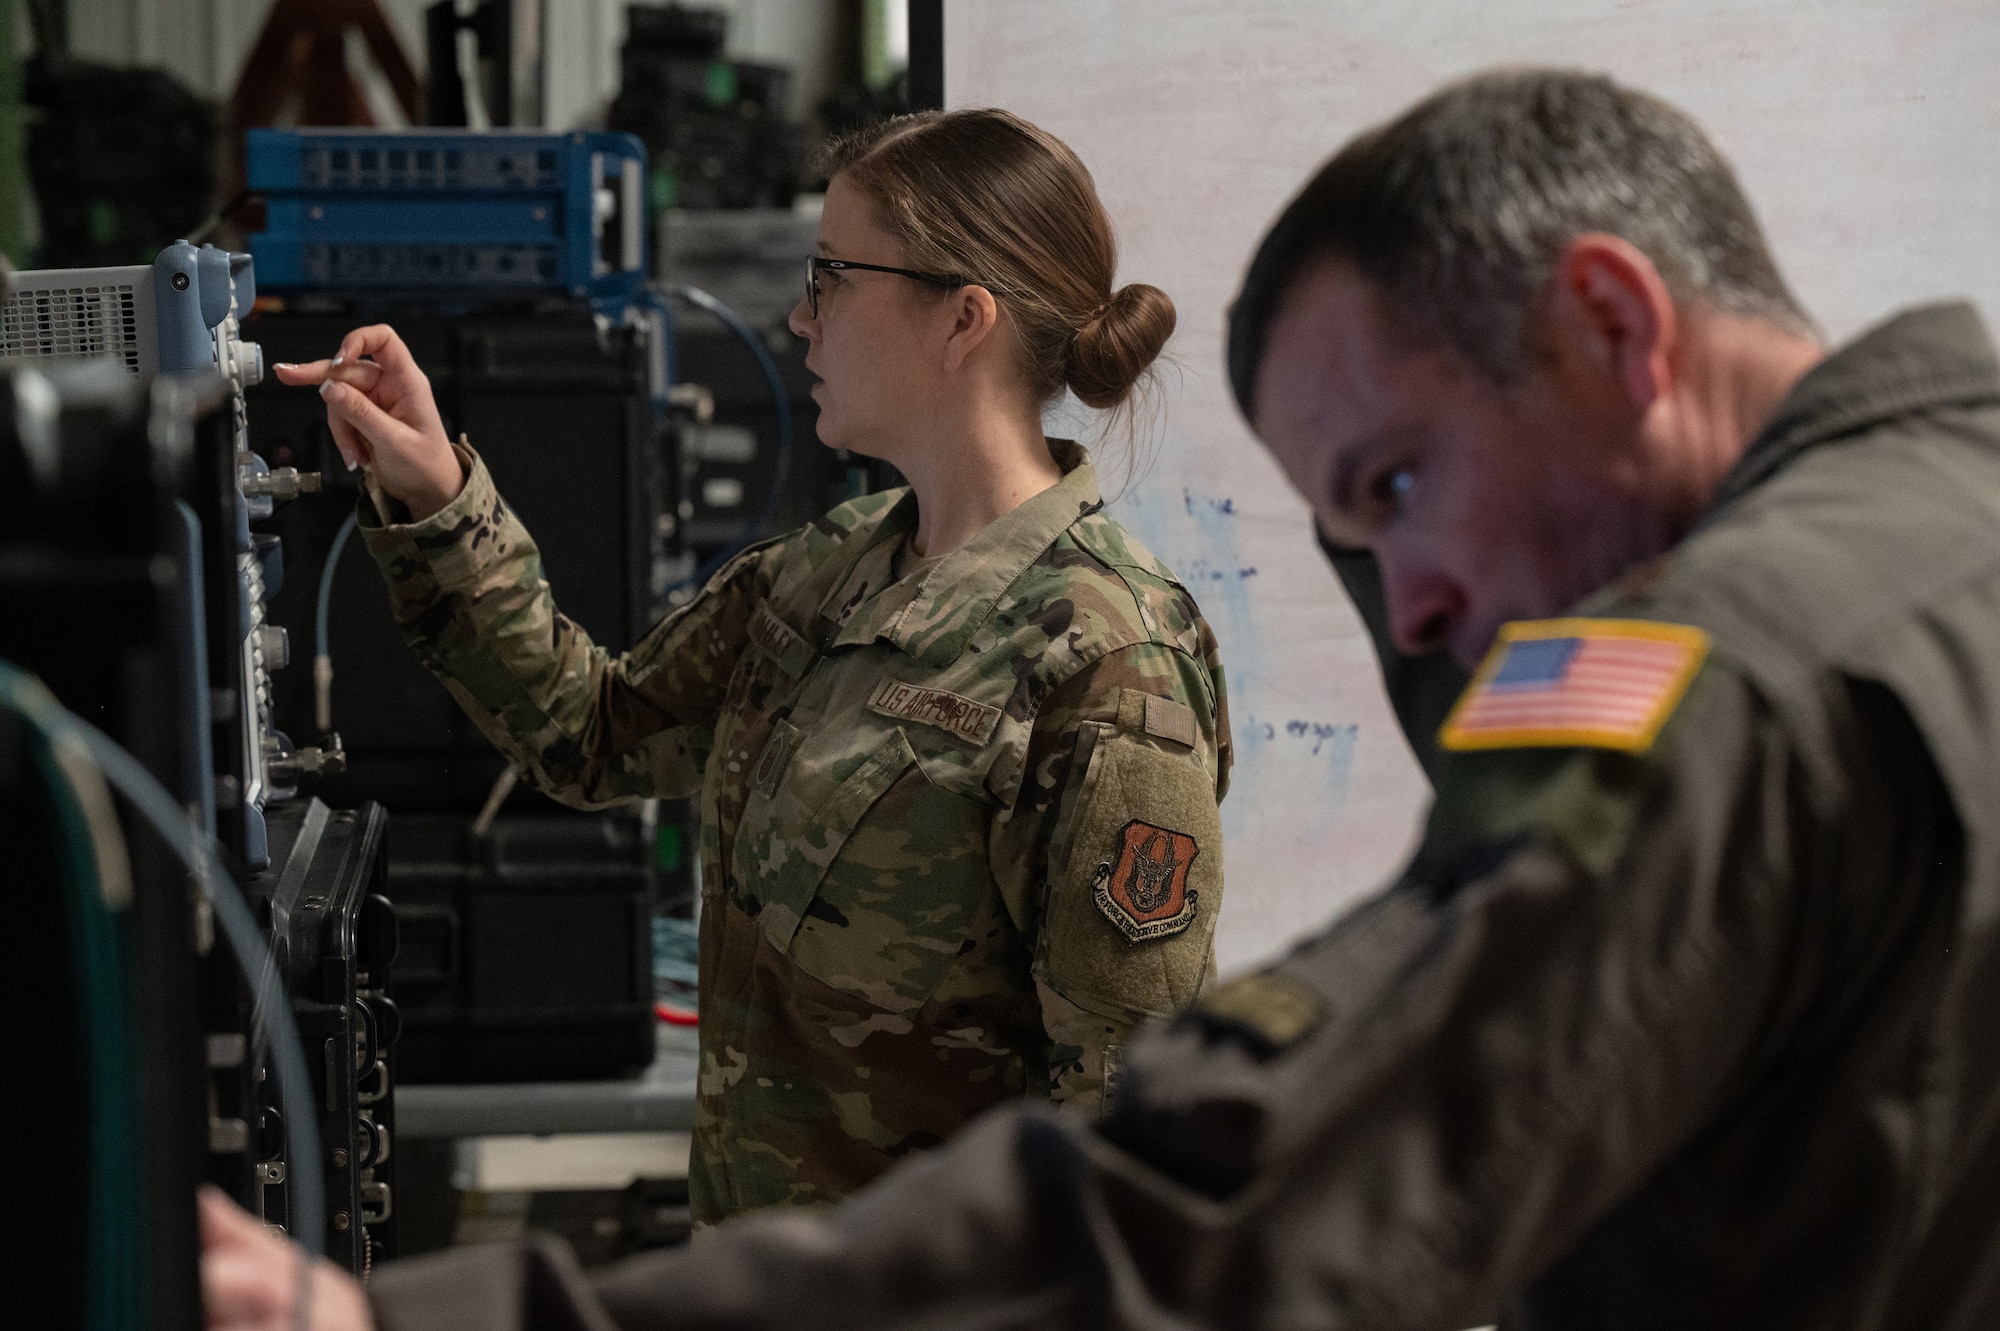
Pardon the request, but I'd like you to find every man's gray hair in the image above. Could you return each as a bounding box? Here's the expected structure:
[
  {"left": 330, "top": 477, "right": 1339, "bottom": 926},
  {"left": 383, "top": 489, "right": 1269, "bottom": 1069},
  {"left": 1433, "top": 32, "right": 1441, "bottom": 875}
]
[{"left": 1229, "top": 68, "right": 1813, "bottom": 412}]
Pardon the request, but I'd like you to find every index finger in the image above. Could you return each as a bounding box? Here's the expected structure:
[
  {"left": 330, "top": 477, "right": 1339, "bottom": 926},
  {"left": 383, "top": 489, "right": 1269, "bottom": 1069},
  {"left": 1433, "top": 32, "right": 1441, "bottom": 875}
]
[
  {"left": 272, "top": 358, "right": 335, "bottom": 387},
  {"left": 273, "top": 359, "right": 382, "bottom": 391},
  {"left": 334, "top": 324, "right": 422, "bottom": 378}
]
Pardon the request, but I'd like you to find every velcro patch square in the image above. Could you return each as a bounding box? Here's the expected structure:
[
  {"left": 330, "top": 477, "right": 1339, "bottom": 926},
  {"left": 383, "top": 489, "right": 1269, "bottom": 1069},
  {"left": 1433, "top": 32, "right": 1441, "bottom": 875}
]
[
  {"left": 1440, "top": 618, "right": 1709, "bottom": 754},
  {"left": 1143, "top": 693, "right": 1198, "bottom": 748},
  {"left": 1093, "top": 819, "right": 1200, "bottom": 942}
]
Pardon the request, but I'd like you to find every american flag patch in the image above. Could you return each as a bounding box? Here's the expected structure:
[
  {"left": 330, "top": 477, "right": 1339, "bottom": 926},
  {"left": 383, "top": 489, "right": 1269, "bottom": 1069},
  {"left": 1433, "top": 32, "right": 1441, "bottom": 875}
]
[{"left": 1439, "top": 618, "right": 1709, "bottom": 753}]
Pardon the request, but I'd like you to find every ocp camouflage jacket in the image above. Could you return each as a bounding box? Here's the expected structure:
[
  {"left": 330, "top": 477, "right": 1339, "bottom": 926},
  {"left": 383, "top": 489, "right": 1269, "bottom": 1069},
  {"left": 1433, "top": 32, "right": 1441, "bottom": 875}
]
[{"left": 360, "top": 438, "right": 1231, "bottom": 1223}]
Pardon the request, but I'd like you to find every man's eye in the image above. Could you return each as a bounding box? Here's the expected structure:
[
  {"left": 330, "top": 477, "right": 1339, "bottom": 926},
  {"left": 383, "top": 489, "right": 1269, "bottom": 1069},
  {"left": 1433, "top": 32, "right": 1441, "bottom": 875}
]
[{"left": 1370, "top": 468, "right": 1416, "bottom": 507}]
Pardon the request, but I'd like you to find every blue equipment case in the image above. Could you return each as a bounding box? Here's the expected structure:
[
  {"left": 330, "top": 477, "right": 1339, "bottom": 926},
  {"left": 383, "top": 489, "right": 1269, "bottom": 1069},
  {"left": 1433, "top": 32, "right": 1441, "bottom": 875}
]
[{"left": 246, "top": 128, "right": 648, "bottom": 312}]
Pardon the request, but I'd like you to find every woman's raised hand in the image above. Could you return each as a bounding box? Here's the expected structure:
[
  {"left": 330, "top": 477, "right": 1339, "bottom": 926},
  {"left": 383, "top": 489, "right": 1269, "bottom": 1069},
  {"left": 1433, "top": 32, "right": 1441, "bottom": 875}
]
[{"left": 273, "top": 325, "right": 465, "bottom": 521}]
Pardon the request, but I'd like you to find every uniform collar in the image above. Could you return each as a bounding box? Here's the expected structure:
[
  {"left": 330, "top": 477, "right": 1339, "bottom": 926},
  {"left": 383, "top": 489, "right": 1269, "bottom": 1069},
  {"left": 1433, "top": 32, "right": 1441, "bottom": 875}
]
[
  {"left": 824, "top": 438, "right": 1103, "bottom": 667},
  {"left": 1709, "top": 301, "right": 2000, "bottom": 516}
]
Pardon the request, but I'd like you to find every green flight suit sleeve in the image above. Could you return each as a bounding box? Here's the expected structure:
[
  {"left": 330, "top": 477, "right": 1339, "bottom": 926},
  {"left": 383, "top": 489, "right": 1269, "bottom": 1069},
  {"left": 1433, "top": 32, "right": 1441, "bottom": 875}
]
[
  {"left": 988, "top": 638, "right": 1230, "bottom": 1115},
  {"left": 359, "top": 442, "right": 780, "bottom": 808},
  {"left": 370, "top": 647, "right": 1911, "bottom": 1330}
]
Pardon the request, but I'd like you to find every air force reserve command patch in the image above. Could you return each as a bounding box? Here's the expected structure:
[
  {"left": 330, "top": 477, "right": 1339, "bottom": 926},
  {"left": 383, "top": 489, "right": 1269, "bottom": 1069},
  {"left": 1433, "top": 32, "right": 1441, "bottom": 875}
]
[
  {"left": 1093, "top": 819, "right": 1201, "bottom": 942},
  {"left": 1441, "top": 617, "right": 1709, "bottom": 754}
]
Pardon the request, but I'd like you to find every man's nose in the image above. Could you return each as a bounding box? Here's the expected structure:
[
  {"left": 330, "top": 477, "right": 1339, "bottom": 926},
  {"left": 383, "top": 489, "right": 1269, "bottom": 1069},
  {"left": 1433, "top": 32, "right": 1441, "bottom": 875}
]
[
  {"left": 1381, "top": 560, "right": 1465, "bottom": 657},
  {"left": 787, "top": 296, "right": 816, "bottom": 341}
]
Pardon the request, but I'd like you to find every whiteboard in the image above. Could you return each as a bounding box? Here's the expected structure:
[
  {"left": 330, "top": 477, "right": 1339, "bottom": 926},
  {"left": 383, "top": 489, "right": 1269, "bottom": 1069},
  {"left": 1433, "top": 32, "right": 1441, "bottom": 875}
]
[{"left": 948, "top": 0, "right": 2000, "bottom": 973}]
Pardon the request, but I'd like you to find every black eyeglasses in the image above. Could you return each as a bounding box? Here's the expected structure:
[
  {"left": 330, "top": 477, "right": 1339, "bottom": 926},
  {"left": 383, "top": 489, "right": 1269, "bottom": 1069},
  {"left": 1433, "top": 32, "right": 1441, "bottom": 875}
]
[{"left": 805, "top": 255, "right": 969, "bottom": 318}]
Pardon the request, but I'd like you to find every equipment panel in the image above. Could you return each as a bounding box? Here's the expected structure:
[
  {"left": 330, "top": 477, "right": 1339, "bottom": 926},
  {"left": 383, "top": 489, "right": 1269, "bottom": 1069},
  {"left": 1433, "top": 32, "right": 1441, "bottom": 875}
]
[{"left": 246, "top": 129, "right": 648, "bottom": 312}]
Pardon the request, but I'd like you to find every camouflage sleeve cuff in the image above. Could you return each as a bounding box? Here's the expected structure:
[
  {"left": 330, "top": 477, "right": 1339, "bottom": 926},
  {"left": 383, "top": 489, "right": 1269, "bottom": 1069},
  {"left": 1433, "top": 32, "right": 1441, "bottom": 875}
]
[{"left": 358, "top": 440, "right": 524, "bottom": 600}]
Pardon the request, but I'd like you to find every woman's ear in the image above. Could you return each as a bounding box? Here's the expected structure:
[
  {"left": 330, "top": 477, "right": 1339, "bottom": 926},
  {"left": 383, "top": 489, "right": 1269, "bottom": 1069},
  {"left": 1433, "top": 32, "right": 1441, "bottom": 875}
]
[{"left": 940, "top": 284, "right": 1003, "bottom": 373}]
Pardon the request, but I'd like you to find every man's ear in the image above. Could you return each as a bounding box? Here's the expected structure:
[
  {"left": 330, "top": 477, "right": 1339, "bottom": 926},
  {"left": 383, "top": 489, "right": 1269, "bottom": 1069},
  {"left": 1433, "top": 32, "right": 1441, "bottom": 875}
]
[
  {"left": 1549, "top": 233, "right": 1677, "bottom": 408},
  {"left": 940, "top": 284, "right": 1002, "bottom": 373}
]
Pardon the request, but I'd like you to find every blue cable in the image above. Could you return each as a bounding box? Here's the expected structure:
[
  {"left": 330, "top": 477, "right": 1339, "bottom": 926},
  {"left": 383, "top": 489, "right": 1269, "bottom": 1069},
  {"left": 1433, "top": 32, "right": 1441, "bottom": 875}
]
[
  {"left": 314, "top": 512, "right": 359, "bottom": 734},
  {"left": 317, "top": 511, "right": 359, "bottom": 665},
  {"left": 668, "top": 284, "right": 795, "bottom": 589}
]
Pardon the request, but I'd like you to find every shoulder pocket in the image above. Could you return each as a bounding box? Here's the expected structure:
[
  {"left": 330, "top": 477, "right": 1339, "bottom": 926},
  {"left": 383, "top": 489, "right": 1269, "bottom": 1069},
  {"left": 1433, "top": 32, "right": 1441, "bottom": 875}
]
[{"left": 1039, "top": 719, "right": 1223, "bottom": 1018}]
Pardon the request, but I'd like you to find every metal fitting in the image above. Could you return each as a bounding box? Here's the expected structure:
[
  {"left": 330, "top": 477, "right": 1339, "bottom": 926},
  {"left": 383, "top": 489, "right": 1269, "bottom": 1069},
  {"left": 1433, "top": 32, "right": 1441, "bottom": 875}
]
[{"left": 240, "top": 466, "right": 323, "bottom": 499}]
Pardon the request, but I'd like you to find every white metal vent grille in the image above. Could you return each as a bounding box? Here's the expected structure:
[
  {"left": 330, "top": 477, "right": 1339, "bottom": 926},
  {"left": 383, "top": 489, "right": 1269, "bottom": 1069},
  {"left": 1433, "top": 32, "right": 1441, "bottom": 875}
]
[{"left": 0, "top": 284, "right": 144, "bottom": 373}]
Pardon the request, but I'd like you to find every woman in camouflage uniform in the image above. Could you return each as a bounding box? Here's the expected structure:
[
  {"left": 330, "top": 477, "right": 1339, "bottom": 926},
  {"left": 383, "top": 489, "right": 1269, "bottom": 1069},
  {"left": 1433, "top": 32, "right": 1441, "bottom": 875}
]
[{"left": 275, "top": 109, "right": 1231, "bottom": 1225}]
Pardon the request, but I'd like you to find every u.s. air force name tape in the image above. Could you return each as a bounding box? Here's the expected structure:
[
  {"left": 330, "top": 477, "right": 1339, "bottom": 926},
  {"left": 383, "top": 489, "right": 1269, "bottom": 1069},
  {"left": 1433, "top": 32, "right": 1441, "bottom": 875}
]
[{"left": 867, "top": 678, "right": 1002, "bottom": 745}]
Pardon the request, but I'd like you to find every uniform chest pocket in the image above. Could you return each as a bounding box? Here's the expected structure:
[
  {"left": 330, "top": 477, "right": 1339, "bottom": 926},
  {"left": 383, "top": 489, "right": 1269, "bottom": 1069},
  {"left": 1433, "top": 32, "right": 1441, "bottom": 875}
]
[{"left": 736, "top": 726, "right": 990, "bottom": 1015}]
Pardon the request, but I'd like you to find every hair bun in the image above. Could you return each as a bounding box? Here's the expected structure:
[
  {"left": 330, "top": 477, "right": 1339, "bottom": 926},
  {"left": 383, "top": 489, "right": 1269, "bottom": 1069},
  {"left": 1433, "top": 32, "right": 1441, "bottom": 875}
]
[{"left": 1066, "top": 282, "right": 1176, "bottom": 410}]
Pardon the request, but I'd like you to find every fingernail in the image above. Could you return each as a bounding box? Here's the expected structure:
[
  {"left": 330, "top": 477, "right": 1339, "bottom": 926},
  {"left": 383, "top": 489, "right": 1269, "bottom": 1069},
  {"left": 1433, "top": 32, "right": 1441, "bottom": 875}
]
[
  {"left": 345, "top": 453, "right": 358, "bottom": 472},
  {"left": 274, "top": 361, "right": 295, "bottom": 370},
  {"left": 319, "top": 380, "right": 336, "bottom": 399},
  {"left": 331, "top": 355, "right": 344, "bottom": 366}
]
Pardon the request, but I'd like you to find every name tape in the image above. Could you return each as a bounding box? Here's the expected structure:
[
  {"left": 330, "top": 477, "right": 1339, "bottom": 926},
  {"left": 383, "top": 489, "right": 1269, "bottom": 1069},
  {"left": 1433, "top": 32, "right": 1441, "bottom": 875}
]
[{"left": 867, "top": 678, "right": 1001, "bottom": 745}]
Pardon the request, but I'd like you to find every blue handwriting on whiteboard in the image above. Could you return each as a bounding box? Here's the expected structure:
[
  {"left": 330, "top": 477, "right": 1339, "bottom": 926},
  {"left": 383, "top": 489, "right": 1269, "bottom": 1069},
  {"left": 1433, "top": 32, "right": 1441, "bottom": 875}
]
[
  {"left": 1183, "top": 488, "right": 1237, "bottom": 517},
  {"left": 1245, "top": 716, "right": 1359, "bottom": 757}
]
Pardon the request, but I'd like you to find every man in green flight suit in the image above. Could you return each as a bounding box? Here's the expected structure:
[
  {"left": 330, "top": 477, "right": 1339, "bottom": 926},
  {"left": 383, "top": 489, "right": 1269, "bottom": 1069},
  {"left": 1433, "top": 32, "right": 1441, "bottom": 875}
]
[{"left": 203, "top": 67, "right": 2000, "bottom": 1331}]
